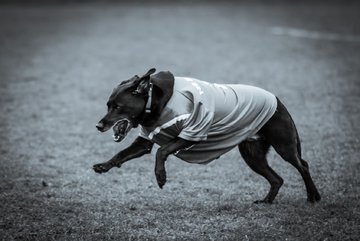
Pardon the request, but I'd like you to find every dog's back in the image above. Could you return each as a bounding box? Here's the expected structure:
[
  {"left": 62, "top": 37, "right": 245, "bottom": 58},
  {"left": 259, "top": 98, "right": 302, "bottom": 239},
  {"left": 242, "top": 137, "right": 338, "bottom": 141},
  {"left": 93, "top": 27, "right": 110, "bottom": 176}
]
[{"left": 174, "top": 77, "right": 277, "bottom": 123}]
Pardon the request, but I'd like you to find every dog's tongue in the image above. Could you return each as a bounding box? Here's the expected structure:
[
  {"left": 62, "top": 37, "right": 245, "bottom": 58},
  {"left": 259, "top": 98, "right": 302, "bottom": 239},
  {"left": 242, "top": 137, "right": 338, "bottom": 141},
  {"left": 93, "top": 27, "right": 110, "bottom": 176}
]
[{"left": 112, "top": 119, "right": 132, "bottom": 142}]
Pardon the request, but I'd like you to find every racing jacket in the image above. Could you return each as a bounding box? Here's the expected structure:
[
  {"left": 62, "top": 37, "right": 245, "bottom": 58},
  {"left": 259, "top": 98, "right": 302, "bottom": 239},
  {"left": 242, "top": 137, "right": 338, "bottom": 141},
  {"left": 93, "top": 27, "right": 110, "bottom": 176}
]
[{"left": 140, "top": 76, "right": 277, "bottom": 164}]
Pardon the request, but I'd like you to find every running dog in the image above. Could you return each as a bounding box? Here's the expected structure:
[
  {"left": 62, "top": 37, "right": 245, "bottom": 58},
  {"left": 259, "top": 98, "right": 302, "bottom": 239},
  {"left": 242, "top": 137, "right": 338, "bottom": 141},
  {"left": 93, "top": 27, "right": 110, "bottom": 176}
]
[{"left": 93, "top": 68, "right": 321, "bottom": 204}]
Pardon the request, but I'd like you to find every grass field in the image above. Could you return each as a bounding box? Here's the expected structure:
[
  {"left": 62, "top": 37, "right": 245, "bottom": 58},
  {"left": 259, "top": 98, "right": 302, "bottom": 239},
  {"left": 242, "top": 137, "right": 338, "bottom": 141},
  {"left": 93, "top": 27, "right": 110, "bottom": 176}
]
[{"left": 1, "top": 1, "right": 360, "bottom": 240}]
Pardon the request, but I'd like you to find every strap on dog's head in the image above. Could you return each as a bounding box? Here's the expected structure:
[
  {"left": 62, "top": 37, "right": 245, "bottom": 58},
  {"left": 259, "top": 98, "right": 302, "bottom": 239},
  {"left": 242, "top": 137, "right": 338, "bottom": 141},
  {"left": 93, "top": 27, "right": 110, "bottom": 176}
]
[{"left": 131, "top": 68, "right": 156, "bottom": 115}]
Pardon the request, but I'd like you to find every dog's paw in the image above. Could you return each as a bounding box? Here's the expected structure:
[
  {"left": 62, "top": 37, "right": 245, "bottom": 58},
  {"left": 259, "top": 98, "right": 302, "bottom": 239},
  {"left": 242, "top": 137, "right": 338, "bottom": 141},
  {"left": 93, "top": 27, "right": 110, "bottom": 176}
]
[
  {"left": 93, "top": 162, "right": 113, "bottom": 174},
  {"left": 307, "top": 191, "right": 321, "bottom": 203},
  {"left": 155, "top": 168, "right": 167, "bottom": 189}
]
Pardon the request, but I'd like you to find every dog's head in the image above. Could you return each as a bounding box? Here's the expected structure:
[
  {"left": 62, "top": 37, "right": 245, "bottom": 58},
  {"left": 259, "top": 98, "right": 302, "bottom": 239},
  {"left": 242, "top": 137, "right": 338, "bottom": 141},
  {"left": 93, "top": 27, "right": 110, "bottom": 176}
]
[{"left": 96, "top": 68, "right": 156, "bottom": 142}]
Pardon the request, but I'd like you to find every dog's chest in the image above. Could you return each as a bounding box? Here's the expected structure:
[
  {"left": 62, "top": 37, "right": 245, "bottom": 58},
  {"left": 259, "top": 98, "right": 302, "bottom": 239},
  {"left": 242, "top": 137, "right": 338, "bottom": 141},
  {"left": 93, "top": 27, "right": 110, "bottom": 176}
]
[{"left": 140, "top": 89, "right": 192, "bottom": 143}]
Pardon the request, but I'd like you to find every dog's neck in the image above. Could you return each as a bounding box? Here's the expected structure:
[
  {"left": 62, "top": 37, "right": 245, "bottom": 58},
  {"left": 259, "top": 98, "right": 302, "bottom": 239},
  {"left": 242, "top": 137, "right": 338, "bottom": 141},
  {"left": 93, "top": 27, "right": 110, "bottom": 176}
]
[
  {"left": 140, "top": 84, "right": 165, "bottom": 127},
  {"left": 140, "top": 71, "right": 174, "bottom": 127}
]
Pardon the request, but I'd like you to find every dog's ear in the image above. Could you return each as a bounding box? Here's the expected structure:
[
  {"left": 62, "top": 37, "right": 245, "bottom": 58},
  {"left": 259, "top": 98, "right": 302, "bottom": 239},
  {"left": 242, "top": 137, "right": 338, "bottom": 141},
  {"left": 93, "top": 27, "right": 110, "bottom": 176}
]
[
  {"left": 141, "top": 68, "right": 156, "bottom": 79},
  {"left": 132, "top": 68, "right": 156, "bottom": 95}
]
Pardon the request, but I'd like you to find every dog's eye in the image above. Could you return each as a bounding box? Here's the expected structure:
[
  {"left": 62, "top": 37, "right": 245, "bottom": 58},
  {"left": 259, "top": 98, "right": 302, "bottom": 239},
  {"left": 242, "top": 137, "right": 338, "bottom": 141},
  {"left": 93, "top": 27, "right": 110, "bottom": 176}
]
[{"left": 115, "top": 105, "right": 121, "bottom": 110}]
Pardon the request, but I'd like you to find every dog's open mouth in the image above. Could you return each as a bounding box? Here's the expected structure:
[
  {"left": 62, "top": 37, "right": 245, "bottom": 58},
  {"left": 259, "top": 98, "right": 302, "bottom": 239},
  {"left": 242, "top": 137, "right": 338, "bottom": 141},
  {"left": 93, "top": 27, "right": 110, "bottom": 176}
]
[{"left": 112, "top": 119, "right": 132, "bottom": 142}]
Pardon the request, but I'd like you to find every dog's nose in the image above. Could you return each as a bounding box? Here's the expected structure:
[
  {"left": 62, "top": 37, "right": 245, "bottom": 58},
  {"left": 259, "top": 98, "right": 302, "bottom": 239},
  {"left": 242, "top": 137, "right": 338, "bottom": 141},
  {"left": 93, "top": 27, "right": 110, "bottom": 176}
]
[{"left": 96, "top": 122, "right": 104, "bottom": 131}]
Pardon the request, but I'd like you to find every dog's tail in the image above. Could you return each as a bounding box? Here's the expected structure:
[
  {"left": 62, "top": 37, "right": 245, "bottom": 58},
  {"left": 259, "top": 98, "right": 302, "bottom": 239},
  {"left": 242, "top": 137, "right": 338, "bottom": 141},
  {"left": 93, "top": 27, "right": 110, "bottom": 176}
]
[
  {"left": 277, "top": 97, "right": 303, "bottom": 158},
  {"left": 296, "top": 133, "right": 302, "bottom": 158},
  {"left": 288, "top": 111, "right": 302, "bottom": 158},
  {"left": 280, "top": 98, "right": 302, "bottom": 158}
]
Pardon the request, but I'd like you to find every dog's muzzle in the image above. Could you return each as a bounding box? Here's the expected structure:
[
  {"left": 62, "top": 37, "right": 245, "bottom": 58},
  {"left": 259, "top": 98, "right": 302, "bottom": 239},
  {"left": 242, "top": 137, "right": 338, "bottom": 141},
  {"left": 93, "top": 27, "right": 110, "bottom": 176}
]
[{"left": 112, "top": 119, "right": 132, "bottom": 142}]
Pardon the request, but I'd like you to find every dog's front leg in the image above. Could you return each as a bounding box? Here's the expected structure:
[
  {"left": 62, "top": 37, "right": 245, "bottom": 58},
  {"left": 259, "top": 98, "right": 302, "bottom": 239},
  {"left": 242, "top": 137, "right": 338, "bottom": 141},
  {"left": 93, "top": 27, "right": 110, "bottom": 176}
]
[
  {"left": 155, "top": 138, "right": 197, "bottom": 188},
  {"left": 93, "top": 137, "right": 153, "bottom": 174}
]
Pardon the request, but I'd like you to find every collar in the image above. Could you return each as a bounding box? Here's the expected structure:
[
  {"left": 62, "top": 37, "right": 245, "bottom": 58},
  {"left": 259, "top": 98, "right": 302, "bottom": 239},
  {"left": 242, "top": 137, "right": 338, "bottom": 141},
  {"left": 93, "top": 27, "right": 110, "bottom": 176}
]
[{"left": 145, "top": 82, "right": 153, "bottom": 114}]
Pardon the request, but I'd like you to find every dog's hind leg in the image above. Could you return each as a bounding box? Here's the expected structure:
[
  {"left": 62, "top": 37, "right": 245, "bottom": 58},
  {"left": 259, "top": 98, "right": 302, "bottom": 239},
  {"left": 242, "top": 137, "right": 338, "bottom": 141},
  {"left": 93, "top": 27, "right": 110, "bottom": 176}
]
[
  {"left": 260, "top": 99, "right": 321, "bottom": 203},
  {"left": 238, "top": 139, "right": 284, "bottom": 204}
]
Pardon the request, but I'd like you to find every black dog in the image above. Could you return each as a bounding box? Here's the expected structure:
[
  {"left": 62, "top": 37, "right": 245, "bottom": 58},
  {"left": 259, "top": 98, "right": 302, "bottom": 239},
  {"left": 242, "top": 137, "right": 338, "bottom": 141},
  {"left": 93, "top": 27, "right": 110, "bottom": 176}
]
[{"left": 93, "top": 68, "right": 320, "bottom": 204}]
